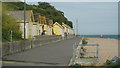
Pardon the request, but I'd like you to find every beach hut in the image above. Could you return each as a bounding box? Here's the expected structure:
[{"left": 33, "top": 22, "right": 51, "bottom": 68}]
[{"left": 53, "top": 22, "right": 64, "bottom": 35}]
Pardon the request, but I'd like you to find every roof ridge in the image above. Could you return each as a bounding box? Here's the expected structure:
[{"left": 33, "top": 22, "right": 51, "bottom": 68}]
[{"left": 54, "top": 22, "right": 63, "bottom": 28}]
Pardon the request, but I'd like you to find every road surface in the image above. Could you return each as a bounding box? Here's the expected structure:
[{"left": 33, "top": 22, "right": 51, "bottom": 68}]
[{"left": 2, "top": 37, "right": 81, "bottom": 66}]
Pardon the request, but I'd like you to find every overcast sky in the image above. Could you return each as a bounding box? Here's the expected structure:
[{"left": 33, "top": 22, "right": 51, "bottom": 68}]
[
  {"left": 19, "top": 0, "right": 119, "bottom": 2},
  {"left": 18, "top": 0, "right": 119, "bottom": 35},
  {"left": 50, "top": 2, "right": 118, "bottom": 35}
]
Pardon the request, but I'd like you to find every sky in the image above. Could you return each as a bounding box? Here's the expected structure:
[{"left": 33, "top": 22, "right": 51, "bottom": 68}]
[
  {"left": 19, "top": 0, "right": 118, "bottom": 35},
  {"left": 50, "top": 2, "right": 118, "bottom": 35},
  {"left": 19, "top": 0, "right": 119, "bottom": 2}
]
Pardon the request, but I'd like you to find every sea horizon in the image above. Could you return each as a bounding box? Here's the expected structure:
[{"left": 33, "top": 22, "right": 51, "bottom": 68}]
[{"left": 80, "top": 35, "right": 119, "bottom": 39}]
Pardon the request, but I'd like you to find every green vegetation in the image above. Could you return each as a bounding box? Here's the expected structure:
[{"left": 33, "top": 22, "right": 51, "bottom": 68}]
[
  {"left": 80, "top": 37, "right": 88, "bottom": 57},
  {"left": 82, "top": 37, "right": 88, "bottom": 44},
  {"left": 80, "top": 46, "right": 86, "bottom": 57},
  {"left": 90, "top": 63, "right": 97, "bottom": 66},
  {"left": 2, "top": 2, "right": 73, "bottom": 42},
  {"left": 3, "top": 2, "right": 73, "bottom": 28},
  {"left": 2, "top": 4, "right": 22, "bottom": 42},
  {"left": 105, "top": 59, "right": 120, "bottom": 67},
  {"left": 80, "top": 56, "right": 96, "bottom": 58},
  {"left": 70, "top": 64, "right": 82, "bottom": 68},
  {"left": 81, "top": 46, "right": 86, "bottom": 52}
]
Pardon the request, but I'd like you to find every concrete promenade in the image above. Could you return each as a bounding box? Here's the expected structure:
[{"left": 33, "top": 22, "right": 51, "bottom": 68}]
[{"left": 2, "top": 37, "right": 81, "bottom": 66}]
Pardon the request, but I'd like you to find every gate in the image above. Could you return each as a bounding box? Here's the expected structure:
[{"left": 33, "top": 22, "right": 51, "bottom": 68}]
[{"left": 70, "top": 43, "right": 99, "bottom": 65}]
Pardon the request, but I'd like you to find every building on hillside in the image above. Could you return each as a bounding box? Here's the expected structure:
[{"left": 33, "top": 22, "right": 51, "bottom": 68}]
[
  {"left": 53, "top": 22, "right": 64, "bottom": 35},
  {"left": 68, "top": 27, "right": 74, "bottom": 35},
  {"left": 35, "top": 16, "right": 47, "bottom": 35},
  {"left": 39, "top": 16, "right": 46, "bottom": 35},
  {"left": 40, "top": 16, "right": 46, "bottom": 25},
  {"left": 48, "top": 19, "right": 54, "bottom": 26},
  {"left": 32, "top": 23, "right": 38, "bottom": 36},
  {"left": 45, "top": 18, "right": 53, "bottom": 35},
  {"left": 34, "top": 13, "right": 40, "bottom": 22},
  {"left": 48, "top": 19, "right": 53, "bottom": 35},
  {"left": 62, "top": 23, "right": 69, "bottom": 34},
  {"left": 34, "top": 15, "right": 53, "bottom": 35},
  {"left": 34, "top": 14, "right": 43, "bottom": 35},
  {"left": 62, "top": 23, "right": 74, "bottom": 35},
  {"left": 8, "top": 10, "right": 35, "bottom": 39}
]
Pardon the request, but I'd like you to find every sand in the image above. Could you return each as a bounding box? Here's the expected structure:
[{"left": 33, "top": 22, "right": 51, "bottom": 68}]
[{"left": 86, "top": 38, "right": 118, "bottom": 66}]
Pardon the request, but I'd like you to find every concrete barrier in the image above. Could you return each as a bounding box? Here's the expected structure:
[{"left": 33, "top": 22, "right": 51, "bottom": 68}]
[{"left": 2, "top": 35, "right": 75, "bottom": 57}]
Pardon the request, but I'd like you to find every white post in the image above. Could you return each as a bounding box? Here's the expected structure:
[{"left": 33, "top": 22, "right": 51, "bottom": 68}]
[{"left": 96, "top": 44, "right": 99, "bottom": 58}]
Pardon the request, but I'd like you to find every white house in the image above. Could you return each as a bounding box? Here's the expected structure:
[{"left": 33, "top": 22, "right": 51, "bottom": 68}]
[{"left": 8, "top": 10, "right": 35, "bottom": 39}]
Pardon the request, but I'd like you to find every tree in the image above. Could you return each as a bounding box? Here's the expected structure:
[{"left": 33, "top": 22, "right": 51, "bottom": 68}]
[
  {"left": 3, "top": 2, "right": 73, "bottom": 28},
  {"left": 2, "top": 4, "right": 22, "bottom": 42}
]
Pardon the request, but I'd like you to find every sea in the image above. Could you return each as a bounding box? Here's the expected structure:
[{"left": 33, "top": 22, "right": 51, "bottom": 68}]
[{"left": 80, "top": 35, "right": 120, "bottom": 40}]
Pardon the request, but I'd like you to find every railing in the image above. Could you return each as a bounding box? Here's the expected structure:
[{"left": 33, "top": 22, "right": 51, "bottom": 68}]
[
  {"left": 69, "top": 42, "right": 99, "bottom": 65},
  {"left": 79, "top": 44, "right": 99, "bottom": 59},
  {"left": 76, "top": 44, "right": 99, "bottom": 64}
]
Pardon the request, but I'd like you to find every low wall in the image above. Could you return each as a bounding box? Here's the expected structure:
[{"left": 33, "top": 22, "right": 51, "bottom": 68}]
[
  {"left": 2, "top": 35, "right": 75, "bottom": 56},
  {"left": 67, "top": 34, "right": 76, "bottom": 39},
  {"left": 32, "top": 35, "right": 62, "bottom": 47},
  {"left": 2, "top": 35, "right": 62, "bottom": 56}
]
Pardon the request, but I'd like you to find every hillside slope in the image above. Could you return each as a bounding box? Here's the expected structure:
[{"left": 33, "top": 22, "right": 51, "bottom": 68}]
[{"left": 3, "top": 2, "right": 73, "bottom": 28}]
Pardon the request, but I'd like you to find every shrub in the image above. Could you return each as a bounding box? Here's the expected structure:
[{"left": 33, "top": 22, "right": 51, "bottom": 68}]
[
  {"left": 82, "top": 37, "right": 88, "bottom": 44},
  {"left": 2, "top": 4, "right": 22, "bottom": 42},
  {"left": 70, "top": 64, "right": 82, "bottom": 68},
  {"left": 105, "top": 59, "right": 111, "bottom": 65},
  {"left": 105, "top": 59, "right": 120, "bottom": 67}
]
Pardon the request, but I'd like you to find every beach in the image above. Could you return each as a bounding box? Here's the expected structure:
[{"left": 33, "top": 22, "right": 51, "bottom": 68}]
[{"left": 86, "top": 38, "right": 118, "bottom": 66}]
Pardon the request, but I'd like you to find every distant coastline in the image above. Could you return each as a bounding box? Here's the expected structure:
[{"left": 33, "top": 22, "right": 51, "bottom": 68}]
[{"left": 80, "top": 35, "right": 119, "bottom": 40}]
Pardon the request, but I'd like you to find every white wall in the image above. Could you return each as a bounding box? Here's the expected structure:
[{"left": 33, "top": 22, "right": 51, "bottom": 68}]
[
  {"left": 32, "top": 25, "right": 37, "bottom": 37},
  {"left": 46, "top": 27, "right": 52, "bottom": 35},
  {"left": 39, "top": 25, "right": 43, "bottom": 35},
  {"left": 19, "top": 23, "right": 33, "bottom": 39},
  {"left": 19, "top": 23, "right": 29, "bottom": 39}
]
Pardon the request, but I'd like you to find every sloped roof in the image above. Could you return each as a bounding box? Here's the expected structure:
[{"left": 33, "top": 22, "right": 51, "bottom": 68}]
[
  {"left": 34, "top": 13, "right": 40, "bottom": 22},
  {"left": 7, "top": 10, "right": 33, "bottom": 22},
  {"left": 62, "top": 22, "right": 71, "bottom": 28},
  {"left": 53, "top": 22, "right": 63, "bottom": 28}
]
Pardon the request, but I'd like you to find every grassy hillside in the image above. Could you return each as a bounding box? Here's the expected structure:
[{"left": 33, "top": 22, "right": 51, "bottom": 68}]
[{"left": 3, "top": 2, "right": 73, "bottom": 28}]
